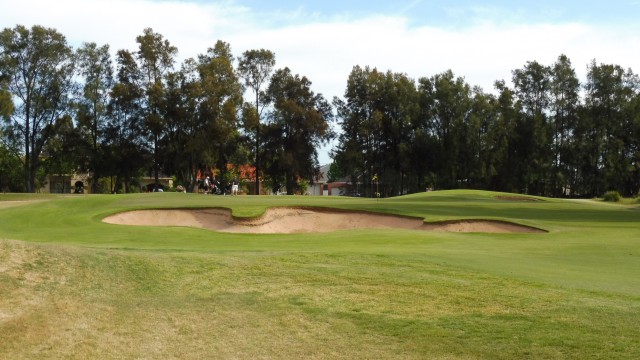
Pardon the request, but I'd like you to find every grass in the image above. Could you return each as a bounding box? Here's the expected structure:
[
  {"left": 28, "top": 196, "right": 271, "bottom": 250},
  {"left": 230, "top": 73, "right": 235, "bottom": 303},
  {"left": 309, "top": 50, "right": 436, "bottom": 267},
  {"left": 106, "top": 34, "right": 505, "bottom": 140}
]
[{"left": 1, "top": 190, "right": 639, "bottom": 359}]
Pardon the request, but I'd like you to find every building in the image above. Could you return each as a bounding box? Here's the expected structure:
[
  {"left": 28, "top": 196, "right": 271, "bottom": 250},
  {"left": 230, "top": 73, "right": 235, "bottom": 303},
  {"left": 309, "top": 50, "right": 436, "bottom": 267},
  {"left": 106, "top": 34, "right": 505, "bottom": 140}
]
[
  {"left": 308, "top": 164, "right": 354, "bottom": 196},
  {"left": 45, "top": 173, "right": 90, "bottom": 194}
]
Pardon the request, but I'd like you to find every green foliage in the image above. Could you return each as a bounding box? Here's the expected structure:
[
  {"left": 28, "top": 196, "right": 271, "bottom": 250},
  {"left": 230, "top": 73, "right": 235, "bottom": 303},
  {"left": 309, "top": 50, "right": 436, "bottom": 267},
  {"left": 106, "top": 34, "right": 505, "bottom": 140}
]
[
  {"left": 327, "top": 161, "right": 345, "bottom": 182},
  {"left": 0, "top": 143, "right": 23, "bottom": 192},
  {"left": 222, "top": 168, "right": 237, "bottom": 184},
  {"left": 2, "top": 23, "right": 640, "bottom": 201},
  {"left": 0, "top": 24, "right": 75, "bottom": 192},
  {"left": 333, "top": 56, "right": 640, "bottom": 198},
  {"left": 297, "top": 178, "right": 309, "bottom": 195},
  {"left": 41, "top": 115, "right": 80, "bottom": 177},
  {"left": 96, "top": 177, "right": 114, "bottom": 194},
  {"left": 602, "top": 190, "right": 621, "bottom": 202},
  {"left": 238, "top": 48, "right": 276, "bottom": 195},
  {"left": 75, "top": 41, "right": 114, "bottom": 193},
  {"left": 237, "top": 49, "right": 276, "bottom": 107},
  {"left": 263, "top": 67, "right": 332, "bottom": 195},
  {"left": 0, "top": 87, "right": 13, "bottom": 118}
]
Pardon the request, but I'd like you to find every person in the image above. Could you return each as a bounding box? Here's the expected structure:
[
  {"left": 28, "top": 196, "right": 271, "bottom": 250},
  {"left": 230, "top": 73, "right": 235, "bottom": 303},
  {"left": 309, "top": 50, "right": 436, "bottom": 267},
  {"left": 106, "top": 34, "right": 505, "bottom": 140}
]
[
  {"left": 204, "top": 176, "right": 211, "bottom": 194},
  {"left": 231, "top": 176, "right": 239, "bottom": 195},
  {"left": 211, "top": 176, "right": 220, "bottom": 195}
]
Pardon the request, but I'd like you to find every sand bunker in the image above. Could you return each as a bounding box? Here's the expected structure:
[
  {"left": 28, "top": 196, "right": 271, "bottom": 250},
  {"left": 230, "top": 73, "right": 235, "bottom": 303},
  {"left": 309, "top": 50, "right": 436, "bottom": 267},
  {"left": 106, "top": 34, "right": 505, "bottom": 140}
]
[
  {"left": 421, "top": 220, "right": 545, "bottom": 233},
  {"left": 103, "top": 207, "right": 545, "bottom": 234}
]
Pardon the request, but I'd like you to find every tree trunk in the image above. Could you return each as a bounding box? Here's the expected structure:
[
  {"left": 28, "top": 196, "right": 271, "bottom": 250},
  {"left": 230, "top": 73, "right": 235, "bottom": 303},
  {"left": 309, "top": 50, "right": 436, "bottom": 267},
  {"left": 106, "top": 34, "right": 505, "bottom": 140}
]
[
  {"left": 25, "top": 100, "right": 32, "bottom": 193},
  {"left": 255, "top": 125, "right": 260, "bottom": 195},
  {"left": 154, "top": 134, "right": 160, "bottom": 190}
]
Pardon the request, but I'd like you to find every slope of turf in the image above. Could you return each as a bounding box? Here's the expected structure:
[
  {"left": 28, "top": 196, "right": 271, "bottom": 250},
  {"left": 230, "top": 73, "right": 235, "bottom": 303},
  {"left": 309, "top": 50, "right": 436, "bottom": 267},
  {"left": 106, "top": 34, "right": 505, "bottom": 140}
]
[{"left": 1, "top": 190, "right": 639, "bottom": 359}]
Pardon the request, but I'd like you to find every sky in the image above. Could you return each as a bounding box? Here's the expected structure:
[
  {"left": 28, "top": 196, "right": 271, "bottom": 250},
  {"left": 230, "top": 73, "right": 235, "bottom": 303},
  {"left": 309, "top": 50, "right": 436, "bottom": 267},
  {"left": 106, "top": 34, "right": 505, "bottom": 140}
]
[{"left": 2, "top": 0, "right": 640, "bottom": 164}]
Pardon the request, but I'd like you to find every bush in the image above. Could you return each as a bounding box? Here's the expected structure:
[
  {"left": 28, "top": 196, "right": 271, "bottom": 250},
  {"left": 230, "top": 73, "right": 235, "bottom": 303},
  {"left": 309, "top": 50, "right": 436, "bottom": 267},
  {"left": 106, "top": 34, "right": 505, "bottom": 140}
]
[
  {"left": 298, "top": 179, "right": 309, "bottom": 195},
  {"left": 602, "top": 191, "right": 621, "bottom": 202}
]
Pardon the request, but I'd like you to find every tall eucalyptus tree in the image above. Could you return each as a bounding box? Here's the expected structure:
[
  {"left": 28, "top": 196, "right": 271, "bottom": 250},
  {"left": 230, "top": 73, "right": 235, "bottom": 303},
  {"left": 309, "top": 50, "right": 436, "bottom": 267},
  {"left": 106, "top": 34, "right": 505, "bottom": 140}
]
[
  {"left": 238, "top": 49, "right": 275, "bottom": 194},
  {"left": 582, "top": 60, "right": 639, "bottom": 196},
  {"left": 0, "top": 79, "right": 12, "bottom": 118},
  {"left": 195, "top": 41, "right": 244, "bottom": 184},
  {"left": 0, "top": 25, "right": 75, "bottom": 192},
  {"left": 263, "top": 67, "right": 332, "bottom": 194},
  {"left": 76, "top": 42, "right": 114, "bottom": 192},
  {"left": 105, "top": 49, "right": 146, "bottom": 192},
  {"left": 549, "top": 54, "right": 580, "bottom": 196},
  {"left": 512, "top": 61, "right": 552, "bottom": 194},
  {"left": 420, "top": 70, "right": 472, "bottom": 189},
  {"left": 135, "top": 28, "right": 178, "bottom": 190}
]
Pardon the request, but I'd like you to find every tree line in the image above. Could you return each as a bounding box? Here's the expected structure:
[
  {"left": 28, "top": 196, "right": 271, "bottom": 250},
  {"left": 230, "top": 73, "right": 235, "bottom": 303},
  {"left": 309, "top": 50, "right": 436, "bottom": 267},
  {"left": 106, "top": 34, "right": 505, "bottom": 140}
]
[
  {"left": 0, "top": 25, "right": 331, "bottom": 194},
  {"left": 1, "top": 24, "right": 639, "bottom": 197},
  {"left": 332, "top": 57, "right": 640, "bottom": 197}
]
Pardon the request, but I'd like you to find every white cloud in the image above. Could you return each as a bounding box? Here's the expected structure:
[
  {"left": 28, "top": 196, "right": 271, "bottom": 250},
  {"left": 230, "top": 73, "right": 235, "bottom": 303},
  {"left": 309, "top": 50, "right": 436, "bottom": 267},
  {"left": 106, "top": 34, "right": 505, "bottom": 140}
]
[
  {"left": 3, "top": 0, "right": 638, "bottom": 96},
  {"left": 224, "top": 16, "right": 639, "bottom": 98},
  {"left": 2, "top": 0, "right": 639, "bottom": 163}
]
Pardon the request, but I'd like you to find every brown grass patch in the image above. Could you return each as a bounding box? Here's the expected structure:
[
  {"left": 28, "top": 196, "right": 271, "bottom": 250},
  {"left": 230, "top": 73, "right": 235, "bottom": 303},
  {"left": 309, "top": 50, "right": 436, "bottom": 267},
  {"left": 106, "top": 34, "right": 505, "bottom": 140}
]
[{"left": 0, "top": 200, "right": 47, "bottom": 209}]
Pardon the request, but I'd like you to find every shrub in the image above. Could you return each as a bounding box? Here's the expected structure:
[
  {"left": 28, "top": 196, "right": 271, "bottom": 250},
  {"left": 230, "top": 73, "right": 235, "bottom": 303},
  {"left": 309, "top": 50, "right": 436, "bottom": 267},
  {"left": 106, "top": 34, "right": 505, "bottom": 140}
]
[
  {"left": 602, "top": 191, "right": 621, "bottom": 202},
  {"left": 298, "top": 179, "right": 309, "bottom": 195}
]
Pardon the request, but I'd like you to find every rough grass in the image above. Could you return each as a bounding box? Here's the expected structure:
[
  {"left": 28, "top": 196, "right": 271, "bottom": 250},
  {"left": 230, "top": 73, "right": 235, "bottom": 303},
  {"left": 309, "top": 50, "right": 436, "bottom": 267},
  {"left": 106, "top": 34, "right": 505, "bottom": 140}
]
[{"left": 1, "top": 190, "right": 639, "bottom": 359}]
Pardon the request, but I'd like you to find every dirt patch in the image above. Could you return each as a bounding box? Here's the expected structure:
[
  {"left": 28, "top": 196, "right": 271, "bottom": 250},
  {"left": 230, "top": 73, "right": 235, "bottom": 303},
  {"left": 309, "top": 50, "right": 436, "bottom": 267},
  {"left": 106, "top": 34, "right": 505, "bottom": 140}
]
[
  {"left": 103, "top": 207, "right": 545, "bottom": 234},
  {"left": 0, "top": 200, "right": 47, "bottom": 209}
]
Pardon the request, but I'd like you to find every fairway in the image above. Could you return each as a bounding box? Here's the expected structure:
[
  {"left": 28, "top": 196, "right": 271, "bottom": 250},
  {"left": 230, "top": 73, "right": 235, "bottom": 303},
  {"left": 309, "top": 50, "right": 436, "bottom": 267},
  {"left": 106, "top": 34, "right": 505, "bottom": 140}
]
[{"left": 1, "top": 190, "right": 639, "bottom": 359}]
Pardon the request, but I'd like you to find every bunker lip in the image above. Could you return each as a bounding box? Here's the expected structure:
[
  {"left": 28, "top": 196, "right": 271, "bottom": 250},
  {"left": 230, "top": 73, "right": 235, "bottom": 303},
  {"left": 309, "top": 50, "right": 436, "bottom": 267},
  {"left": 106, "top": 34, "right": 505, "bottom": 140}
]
[
  {"left": 421, "top": 219, "right": 547, "bottom": 233},
  {"left": 102, "top": 207, "right": 546, "bottom": 234}
]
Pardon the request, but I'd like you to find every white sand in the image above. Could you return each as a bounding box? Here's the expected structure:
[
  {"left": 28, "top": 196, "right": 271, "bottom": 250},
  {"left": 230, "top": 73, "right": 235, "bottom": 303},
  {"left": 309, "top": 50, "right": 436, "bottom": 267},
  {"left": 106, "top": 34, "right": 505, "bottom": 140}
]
[{"left": 103, "top": 207, "right": 545, "bottom": 234}]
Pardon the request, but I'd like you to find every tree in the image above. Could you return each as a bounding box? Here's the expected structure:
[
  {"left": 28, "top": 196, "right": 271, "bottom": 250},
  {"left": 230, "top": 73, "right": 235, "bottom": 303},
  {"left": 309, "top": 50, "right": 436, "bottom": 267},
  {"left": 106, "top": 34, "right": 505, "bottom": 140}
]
[
  {"left": 378, "top": 71, "right": 419, "bottom": 195},
  {"left": 327, "top": 161, "right": 345, "bottom": 183},
  {"left": 0, "top": 80, "right": 12, "bottom": 118},
  {"left": 76, "top": 42, "right": 114, "bottom": 192},
  {"left": 629, "top": 92, "right": 640, "bottom": 195},
  {"left": 582, "top": 60, "right": 639, "bottom": 196},
  {"left": 41, "top": 114, "right": 81, "bottom": 182},
  {"left": 333, "top": 66, "right": 384, "bottom": 197},
  {"left": 263, "top": 67, "right": 332, "bottom": 194},
  {"left": 238, "top": 49, "right": 275, "bottom": 194},
  {"left": 464, "top": 86, "right": 496, "bottom": 190},
  {"left": 104, "top": 49, "right": 146, "bottom": 193},
  {"left": 419, "top": 70, "right": 473, "bottom": 189},
  {"left": 485, "top": 80, "right": 521, "bottom": 192},
  {"left": 160, "top": 41, "right": 245, "bottom": 192},
  {"left": 196, "top": 41, "right": 244, "bottom": 183},
  {"left": 0, "top": 25, "right": 75, "bottom": 192},
  {"left": 0, "top": 86, "right": 22, "bottom": 191},
  {"left": 0, "top": 140, "right": 22, "bottom": 192},
  {"left": 135, "top": 28, "right": 178, "bottom": 190},
  {"left": 159, "top": 66, "right": 191, "bottom": 187},
  {"left": 549, "top": 54, "right": 580, "bottom": 196},
  {"left": 512, "top": 61, "right": 552, "bottom": 194}
]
